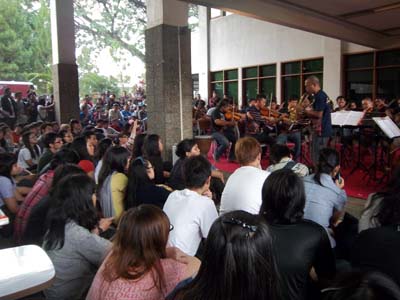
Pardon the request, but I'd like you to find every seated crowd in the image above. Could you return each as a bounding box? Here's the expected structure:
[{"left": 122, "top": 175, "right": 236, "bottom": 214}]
[{"left": 1, "top": 99, "right": 400, "bottom": 299}]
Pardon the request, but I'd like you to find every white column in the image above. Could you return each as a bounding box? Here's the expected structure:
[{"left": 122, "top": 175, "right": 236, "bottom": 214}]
[
  {"left": 276, "top": 62, "right": 282, "bottom": 104},
  {"left": 147, "top": 0, "right": 188, "bottom": 28},
  {"left": 198, "top": 6, "right": 210, "bottom": 100},
  {"left": 323, "top": 37, "right": 342, "bottom": 101}
]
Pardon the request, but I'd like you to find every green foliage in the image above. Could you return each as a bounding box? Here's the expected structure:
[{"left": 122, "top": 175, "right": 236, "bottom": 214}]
[
  {"left": 0, "top": 0, "right": 52, "bottom": 94},
  {"left": 79, "top": 72, "right": 120, "bottom": 97},
  {"left": 74, "top": 0, "right": 146, "bottom": 62}
]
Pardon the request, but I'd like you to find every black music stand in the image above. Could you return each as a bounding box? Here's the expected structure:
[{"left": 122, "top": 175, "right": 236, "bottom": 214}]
[
  {"left": 372, "top": 116, "right": 400, "bottom": 183},
  {"left": 330, "top": 111, "right": 366, "bottom": 175}
]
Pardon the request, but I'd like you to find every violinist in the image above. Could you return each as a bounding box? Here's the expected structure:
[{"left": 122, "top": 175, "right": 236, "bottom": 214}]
[
  {"left": 245, "top": 95, "right": 275, "bottom": 149},
  {"left": 299, "top": 76, "right": 332, "bottom": 165},
  {"left": 334, "top": 96, "right": 349, "bottom": 112},
  {"left": 211, "top": 99, "right": 237, "bottom": 162},
  {"left": 361, "top": 97, "right": 374, "bottom": 113},
  {"left": 374, "top": 97, "right": 388, "bottom": 113},
  {"left": 276, "top": 96, "right": 302, "bottom": 161}
]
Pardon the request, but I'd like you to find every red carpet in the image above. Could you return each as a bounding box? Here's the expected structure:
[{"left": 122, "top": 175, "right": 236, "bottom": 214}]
[{"left": 207, "top": 145, "right": 386, "bottom": 200}]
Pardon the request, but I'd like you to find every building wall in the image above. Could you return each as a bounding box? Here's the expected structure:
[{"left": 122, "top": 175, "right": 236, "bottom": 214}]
[{"left": 194, "top": 13, "right": 374, "bottom": 104}]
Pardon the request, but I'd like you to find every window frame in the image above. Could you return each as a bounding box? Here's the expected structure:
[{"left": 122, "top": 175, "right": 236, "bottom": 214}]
[
  {"left": 280, "top": 57, "right": 324, "bottom": 103},
  {"left": 343, "top": 48, "right": 400, "bottom": 103}
]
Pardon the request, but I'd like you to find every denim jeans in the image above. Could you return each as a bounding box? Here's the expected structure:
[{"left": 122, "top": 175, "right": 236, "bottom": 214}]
[
  {"left": 212, "top": 130, "right": 236, "bottom": 160},
  {"left": 311, "top": 133, "right": 330, "bottom": 166},
  {"left": 276, "top": 131, "right": 301, "bottom": 161}
]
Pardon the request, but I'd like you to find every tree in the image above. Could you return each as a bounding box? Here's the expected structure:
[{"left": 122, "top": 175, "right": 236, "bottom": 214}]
[
  {"left": 0, "top": 0, "right": 52, "bottom": 94},
  {"left": 0, "top": 0, "right": 32, "bottom": 80},
  {"left": 79, "top": 72, "right": 120, "bottom": 98},
  {"left": 74, "top": 0, "right": 146, "bottom": 63}
]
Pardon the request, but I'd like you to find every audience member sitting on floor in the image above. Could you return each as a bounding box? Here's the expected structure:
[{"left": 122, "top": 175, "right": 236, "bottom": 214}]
[
  {"left": 220, "top": 137, "right": 270, "bottom": 215},
  {"left": 98, "top": 146, "right": 130, "bottom": 224},
  {"left": 266, "top": 143, "right": 309, "bottom": 177},
  {"left": 43, "top": 173, "right": 112, "bottom": 300},
  {"left": 170, "top": 210, "right": 279, "bottom": 300},
  {"left": 163, "top": 155, "right": 218, "bottom": 256},
  {"left": 0, "top": 153, "right": 23, "bottom": 237},
  {"left": 125, "top": 156, "right": 171, "bottom": 209},
  {"left": 70, "top": 136, "right": 96, "bottom": 177},
  {"left": 94, "top": 138, "right": 113, "bottom": 184},
  {"left": 321, "top": 271, "right": 400, "bottom": 300},
  {"left": 14, "top": 148, "right": 80, "bottom": 244},
  {"left": 143, "top": 134, "right": 170, "bottom": 184},
  {"left": 22, "top": 163, "right": 83, "bottom": 246},
  {"left": 303, "top": 148, "right": 347, "bottom": 247},
  {"left": 18, "top": 131, "right": 42, "bottom": 171},
  {"left": 87, "top": 205, "right": 200, "bottom": 300},
  {"left": 168, "top": 138, "right": 224, "bottom": 202},
  {"left": 131, "top": 133, "right": 147, "bottom": 159},
  {"left": 260, "top": 169, "right": 335, "bottom": 300},
  {"left": 358, "top": 167, "right": 400, "bottom": 232},
  {"left": 37, "top": 132, "right": 63, "bottom": 174},
  {"left": 351, "top": 170, "right": 400, "bottom": 286},
  {"left": 59, "top": 128, "right": 73, "bottom": 145}
]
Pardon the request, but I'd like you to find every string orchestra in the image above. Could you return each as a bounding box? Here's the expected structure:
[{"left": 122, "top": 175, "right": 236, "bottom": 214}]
[{"left": 193, "top": 77, "right": 400, "bottom": 180}]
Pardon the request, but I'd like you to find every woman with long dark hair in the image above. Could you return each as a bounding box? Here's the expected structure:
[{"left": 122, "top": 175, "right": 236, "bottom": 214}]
[
  {"left": 87, "top": 205, "right": 200, "bottom": 300},
  {"left": 94, "top": 138, "right": 113, "bottom": 184},
  {"left": 43, "top": 173, "right": 112, "bottom": 300},
  {"left": 17, "top": 131, "right": 42, "bottom": 170},
  {"left": 132, "top": 133, "right": 147, "bottom": 158},
  {"left": 70, "top": 136, "right": 95, "bottom": 177},
  {"left": 143, "top": 134, "right": 170, "bottom": 184},
  {"left": 303, "top": 148, "right": 347, "bottom": 247},
  {"left": 98, "top": 146, "right": 129, "bottom": 223},
  {"left": 125, "top": 156, "right": 170, "bottom": 210},
  {"left": 260, "top": 169, "right": 335, "bottom": 300},
  {"left": 172, "top": 210, "right": 279, "bottom": 300}
]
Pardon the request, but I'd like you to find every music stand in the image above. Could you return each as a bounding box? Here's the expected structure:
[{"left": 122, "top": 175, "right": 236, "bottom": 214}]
[{"left": 372, "top": 116, "right": 400, "bottom": 182}]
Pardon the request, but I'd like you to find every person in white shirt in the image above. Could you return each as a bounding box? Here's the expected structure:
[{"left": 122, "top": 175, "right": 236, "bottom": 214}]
[
  {"left": 220, "top": 137, "right": 270, "bottom": 215},
  {"left": 163, "top": 155, "right": 218, "bottom": 256}
]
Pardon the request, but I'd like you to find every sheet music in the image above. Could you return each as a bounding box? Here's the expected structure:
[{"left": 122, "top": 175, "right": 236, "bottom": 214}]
[
  {"left": 373, "top": 116, "right": 400, "bottom": 139},
  {"left": 331, "top": 111, "right": 364, "bottom": 126}
]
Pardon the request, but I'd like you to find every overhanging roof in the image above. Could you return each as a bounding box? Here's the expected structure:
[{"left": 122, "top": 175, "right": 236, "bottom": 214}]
[{"left": 181, "top": 0, "right": 400, "bottom": 49}]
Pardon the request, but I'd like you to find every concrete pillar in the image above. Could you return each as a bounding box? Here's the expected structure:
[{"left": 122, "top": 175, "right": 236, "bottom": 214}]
[
  {"left": 50, "top": 0, "right": 79, "bottom": 123},
  {"left": 146, "top": 0, "right": 193, "bottom": 160},
  {"left": 323, "top": 37, "right": 342, "bottom": 102},
  {"left": 198, "top": 6, "right": 210, "bottom": 101}
]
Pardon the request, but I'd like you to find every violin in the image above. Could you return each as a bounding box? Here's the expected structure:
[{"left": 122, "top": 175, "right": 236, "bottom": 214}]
[
  {"left": 224, "top": 110, "right": 242, "bottom": 121},
  {"left": 260, "top": 107, "right": 281, "bottom": 119}
]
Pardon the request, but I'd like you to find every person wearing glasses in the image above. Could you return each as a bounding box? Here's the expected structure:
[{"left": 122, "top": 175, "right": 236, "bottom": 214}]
[
  {"left": 87, "top": 205, "right": 200, "bottom": 300},
  {"left": 163, "top": 155, "right": 218, "bottom": 256},
  {"left": 170, "top": 210, "right": 279, "bottom": 300},
  {"left": 124, "top": 156, "right": 171, "bottom": 210},
  {"left": 37, "top": 132, "right": 63, "bottom": 174}
]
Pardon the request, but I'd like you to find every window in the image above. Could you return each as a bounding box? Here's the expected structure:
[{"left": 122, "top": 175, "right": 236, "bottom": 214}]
[
  {"left": 344, "top": 49, "right": 400, "bottom": 105},
  {"left": 242, "top": 64, "right": 277, "bottom": 106},
  {"left": 210, "top": 69, "right": 239, "bottom": 104},
  {"left": 281, "top": 58, "right": 323, "bottom": 103}
]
